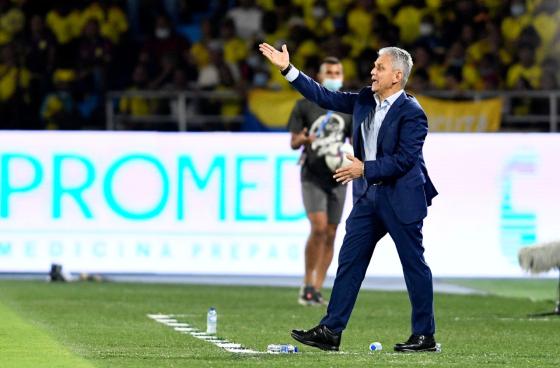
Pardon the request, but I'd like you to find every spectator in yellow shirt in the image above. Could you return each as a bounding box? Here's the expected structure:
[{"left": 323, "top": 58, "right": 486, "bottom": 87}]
[
  {"left": 221, "top": 18, "right": 248, "bottom": 65},
  {"left": 531, "top": 0, "right": 559, "bottom": 49},
  {"left": 46, "top": 3, "right": 83, "bottom": 45},
  {"left": 506, "top": 45, "right": 542, "bottom": 89},
  {"left": 81, "top": 1, "right": 129, "bottom": 44},
  {"left": 0, "top": 3, "right": 25, "bottom": 46},
  {"left": 0, "top": 43, "right": 31, "bottom": 128},
  {"left": 119, "top": 64, "right": 158, "bottom": 117},
  {"left": 394, "top": 3, "right": 424, "bottom": 45},
  {"left": 501, "top": 0, "right": 532, "bottom": 46},
  {"left": 346, "top": 0, "right": 374, "bottom": 40},
  {"left": 190, "top": 19, "right": 213, "bottom": 69},
  {"left": 40, "top": 69, "right": 77, "bottom": 130},
  {"left": 0, "top": 44, "right": 30, "bottom": 103}
]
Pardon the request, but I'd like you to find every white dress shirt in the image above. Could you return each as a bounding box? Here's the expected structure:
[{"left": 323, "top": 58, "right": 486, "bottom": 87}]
[{"left": 361, "top": 89, "right": 404, "bottom": 161}]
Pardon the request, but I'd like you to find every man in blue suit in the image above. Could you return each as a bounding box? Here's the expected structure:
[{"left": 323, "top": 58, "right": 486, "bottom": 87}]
[{"left": 259, "top": 43, "right": 439, "bottom": 352}]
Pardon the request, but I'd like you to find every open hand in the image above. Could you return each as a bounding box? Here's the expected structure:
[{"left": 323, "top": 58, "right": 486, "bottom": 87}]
[
  {"left": 333, "top": 154, "right": 363, "bottom": 184},
  {"left": 258, "top": 43, "right": 290, "bottom": 71}
]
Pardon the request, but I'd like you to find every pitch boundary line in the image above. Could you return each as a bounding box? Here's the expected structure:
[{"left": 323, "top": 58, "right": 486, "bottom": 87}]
[
  {"left": 147, "top": 314, "right": 262, "bottom": 354},
  {"left": 147, "top": 314, "right": 373, "bottom": 355}
]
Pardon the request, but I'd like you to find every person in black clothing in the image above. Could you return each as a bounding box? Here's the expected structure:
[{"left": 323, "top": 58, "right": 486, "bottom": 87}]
[{"left": 287, "top": 57, "right": 352, "bottom": 306}]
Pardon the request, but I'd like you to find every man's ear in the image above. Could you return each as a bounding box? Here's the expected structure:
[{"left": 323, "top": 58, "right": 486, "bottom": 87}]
[{"left": 393, "top": 70, "right": 403, "bottom": 85}]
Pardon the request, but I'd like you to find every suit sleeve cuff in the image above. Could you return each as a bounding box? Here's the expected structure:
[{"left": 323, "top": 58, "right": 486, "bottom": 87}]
[{"left": 284, "top": 65, "right": 300, "bottom": 82}]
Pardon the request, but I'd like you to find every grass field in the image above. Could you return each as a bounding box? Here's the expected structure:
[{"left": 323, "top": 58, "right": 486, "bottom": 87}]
[{"left": 1, "top": 279, "right": 559, "bottom": 367}]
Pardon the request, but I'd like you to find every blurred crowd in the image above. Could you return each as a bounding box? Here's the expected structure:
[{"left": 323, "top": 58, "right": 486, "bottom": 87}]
[
  {"left": 187, "top": 0, "right": 559, "bottom": 92},
  {"left": 0, "top": 0, "right": 132, "bottom": 129},
  {"left": 0, "top": 0, "right": 558, "bottom": 130}
]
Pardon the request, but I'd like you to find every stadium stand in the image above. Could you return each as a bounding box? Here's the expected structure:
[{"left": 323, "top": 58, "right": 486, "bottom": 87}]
[{"left": 0, "top": 0, "right": 558, "bottom": 131}]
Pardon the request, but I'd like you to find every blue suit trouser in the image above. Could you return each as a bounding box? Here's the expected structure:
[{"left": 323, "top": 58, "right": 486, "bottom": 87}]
[{"left": 320, "top": 184, "right": 435, "bottom": 335}]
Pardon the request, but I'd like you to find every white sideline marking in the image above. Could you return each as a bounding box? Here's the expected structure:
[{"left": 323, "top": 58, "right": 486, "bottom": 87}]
[
  {"left": 226, "top": 348, "right": 260, "bottom": 354},
  {"left": 156, "top": 319, "right": 178, "bottom": 324},
  {"left": 147, "top": 314, "right": 169, "bottom": 319},
  {"left": 193, "top": 335, "right": 221, "bottom": 341},
  {"left": 174, "top": 327, "right": 198, "bottom": 332},
  {"left": 147, "top": 314, "right": 263, "bottom": 355},
  {"left": 195, "top": 335, "right": 221, "bottom": 341},
  {"left": 167, "top": 322, "right": 191, "bottom": 327},
  {"left": 216, "top": 343, "right": 243, "bottom": 348}
]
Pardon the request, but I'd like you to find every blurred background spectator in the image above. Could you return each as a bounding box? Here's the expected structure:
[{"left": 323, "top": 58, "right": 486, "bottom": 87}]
[{"left": 0, "top": 0, "right": 557, "bottom": 130}]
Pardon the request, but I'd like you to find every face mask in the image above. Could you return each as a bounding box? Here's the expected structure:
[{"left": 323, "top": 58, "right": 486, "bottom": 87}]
[
  {"left": 155, "top": 28, "right": 170, "bottom": 39},
  {"left": 511, "top": 4, "right": 525, "bottom": 16},
  {"left": 322, "top": 78, "right": 343, "bottom": 91},
  {"left": 419, "top": 23, "right": 434, "bottom": 36}
]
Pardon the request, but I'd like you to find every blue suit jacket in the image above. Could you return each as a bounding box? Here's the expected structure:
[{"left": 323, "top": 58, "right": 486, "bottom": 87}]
[{"left": 290, "top": 71, "right": 438, "bottom": 224}]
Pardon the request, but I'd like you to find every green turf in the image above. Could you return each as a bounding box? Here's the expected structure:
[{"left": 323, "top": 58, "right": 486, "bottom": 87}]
[
  {"left": 0, "top": 280, "right": 559, "bottom": 367},
  {"left": 0, "top": 296, "right": 95, "bottom": 368},
  {"left": 445, "top": 278, "right": 559, "bottom": 301}
]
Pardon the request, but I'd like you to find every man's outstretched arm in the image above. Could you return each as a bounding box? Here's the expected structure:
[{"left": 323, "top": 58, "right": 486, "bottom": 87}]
[{"left": 259, "top": 43, "right": 358, "bottom": 114}]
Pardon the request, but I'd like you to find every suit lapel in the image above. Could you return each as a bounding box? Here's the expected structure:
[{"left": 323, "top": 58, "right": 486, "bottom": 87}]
[
  {"left": 377, "top": 92, "right": 407, "bottom": 149},
  {"left": 352, "top": 91, "right": 376, "bottom": 161}
]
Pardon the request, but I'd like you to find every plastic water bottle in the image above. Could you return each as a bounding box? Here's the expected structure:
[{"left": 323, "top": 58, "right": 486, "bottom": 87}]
[
  {"left": 207, "top": 307, "right": 217, "bottom": 334},
  {"left": 369, "top": 342, "right": 383, "bottom": 351},
  {"left": 266, "top": 344, "right": 298, "bottom": 353}
]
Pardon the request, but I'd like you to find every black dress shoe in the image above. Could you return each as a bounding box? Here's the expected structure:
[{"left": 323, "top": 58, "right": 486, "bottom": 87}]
[
  {"left": 394, "top": 334, "right": 437, "bottom": 352},
  {"left": 291, "top": 325, "right": 341, "bottom": 351},
  {"left": 395, "top": 334, "right": 417, "bottom": 348}
]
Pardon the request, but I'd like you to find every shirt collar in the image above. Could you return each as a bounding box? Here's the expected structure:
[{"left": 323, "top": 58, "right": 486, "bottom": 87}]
[{"left": 374, "top": 89, "right": 404, "bottom": 108}]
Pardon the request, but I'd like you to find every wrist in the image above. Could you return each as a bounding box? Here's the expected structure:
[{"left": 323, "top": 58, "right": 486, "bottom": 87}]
[{"left": 280, "top": 63, "right": 292, "bottom": 75}]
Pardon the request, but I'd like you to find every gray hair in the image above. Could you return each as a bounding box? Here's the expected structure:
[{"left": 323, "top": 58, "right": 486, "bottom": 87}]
[{"left": 378, "top": 47, "right": 413, "bottom": 87}]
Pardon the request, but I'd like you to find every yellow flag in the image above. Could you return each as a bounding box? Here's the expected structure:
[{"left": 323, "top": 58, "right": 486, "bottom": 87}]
[
  {"left": 248, "top": 89, "right": 302, "bottom": 128},
  {"left": 416, "top": 95, "right": 503, "bottom": 132}
]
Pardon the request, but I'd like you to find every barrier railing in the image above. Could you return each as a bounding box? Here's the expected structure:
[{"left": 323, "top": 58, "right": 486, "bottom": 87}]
[
  {"left": 105, "top": 89, "right": 244, "bottom": 131},
  {"left": 105, "top": 89, "right": 559, "bottom": 132}
]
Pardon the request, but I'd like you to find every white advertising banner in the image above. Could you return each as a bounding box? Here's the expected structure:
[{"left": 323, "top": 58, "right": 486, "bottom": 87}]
[{"left": 0, "top": 132, "right": 557, "bottom": 277}]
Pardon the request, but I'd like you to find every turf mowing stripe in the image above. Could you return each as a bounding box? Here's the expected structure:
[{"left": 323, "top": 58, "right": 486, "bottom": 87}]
[
  {"left": 0, "top": 301, "right": 96, "bottom": 368},
  {"left": 147, "top": 314, "right": 262, "bottom": 354}
]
